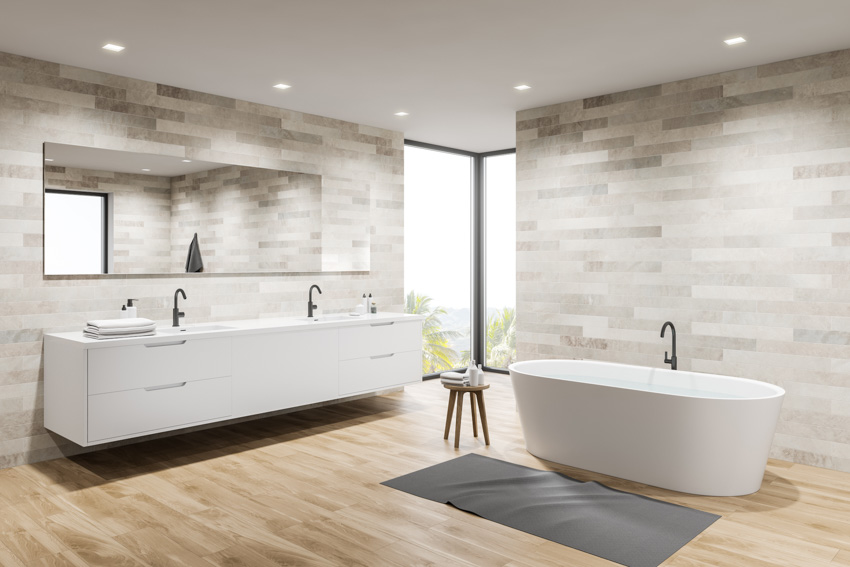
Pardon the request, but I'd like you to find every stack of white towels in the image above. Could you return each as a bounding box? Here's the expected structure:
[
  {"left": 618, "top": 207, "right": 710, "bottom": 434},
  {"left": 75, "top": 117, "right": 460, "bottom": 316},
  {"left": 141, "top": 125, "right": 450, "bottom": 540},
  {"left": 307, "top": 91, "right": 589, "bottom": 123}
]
[
  {"left": 84, "top": 318, "right": 157, "bottom": 340},
  {"left": 440, "top": 371, "right": 469, "bottom": 386}
]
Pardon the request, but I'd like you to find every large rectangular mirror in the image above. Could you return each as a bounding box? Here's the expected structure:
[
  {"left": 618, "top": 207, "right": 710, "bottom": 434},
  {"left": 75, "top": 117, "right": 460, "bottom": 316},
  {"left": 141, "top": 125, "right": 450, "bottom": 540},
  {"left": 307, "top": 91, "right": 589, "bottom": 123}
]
[{"left": 43, "top": 143, "right": 370, "bottom": 274}]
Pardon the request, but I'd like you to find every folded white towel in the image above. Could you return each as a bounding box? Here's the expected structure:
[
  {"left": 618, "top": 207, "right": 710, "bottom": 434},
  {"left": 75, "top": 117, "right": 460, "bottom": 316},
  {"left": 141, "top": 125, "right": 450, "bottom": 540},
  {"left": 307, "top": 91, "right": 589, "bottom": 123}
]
[
  {"left": 84, "top": 325, "right": 156, "bottom": 336},
  {"left": 86, "top": 317, "right": 155, "bottom": 330},
  {"left": 83, "top": 330, "right": 156, "bottom": 340},
  {"left": 440, "top": 371, "right": 469, "bottom": 380},
  {"left": 441, "top": 369, "right": 470, "bottom": 386},
  {"left": 83, "top": 317, "right": 157, "bottom": 340}
]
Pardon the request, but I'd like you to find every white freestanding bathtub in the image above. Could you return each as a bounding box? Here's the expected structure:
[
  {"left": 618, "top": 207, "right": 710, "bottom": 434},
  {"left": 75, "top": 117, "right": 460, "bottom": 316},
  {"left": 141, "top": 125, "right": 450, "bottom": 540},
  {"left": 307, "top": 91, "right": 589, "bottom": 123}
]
[{"left": 509, "top": 359, "right": 785, "bottom": 496}]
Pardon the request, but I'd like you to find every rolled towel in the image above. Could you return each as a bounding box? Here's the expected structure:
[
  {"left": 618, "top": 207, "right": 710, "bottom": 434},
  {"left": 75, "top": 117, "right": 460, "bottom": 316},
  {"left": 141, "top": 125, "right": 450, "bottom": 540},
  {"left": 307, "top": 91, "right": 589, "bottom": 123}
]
[{"left": 86, "top": 317, "right": 155, "bottom": 330}]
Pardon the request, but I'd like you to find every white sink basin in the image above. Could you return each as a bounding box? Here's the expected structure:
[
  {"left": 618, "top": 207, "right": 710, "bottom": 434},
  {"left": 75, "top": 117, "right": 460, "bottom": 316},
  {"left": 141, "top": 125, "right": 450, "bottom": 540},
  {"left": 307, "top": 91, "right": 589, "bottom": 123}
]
[
  {"left": 299, "top": 313, "right": 363, "bottom": 322},
  {"left": 159, "top": 325, "right": 236, "bottom": 334}
]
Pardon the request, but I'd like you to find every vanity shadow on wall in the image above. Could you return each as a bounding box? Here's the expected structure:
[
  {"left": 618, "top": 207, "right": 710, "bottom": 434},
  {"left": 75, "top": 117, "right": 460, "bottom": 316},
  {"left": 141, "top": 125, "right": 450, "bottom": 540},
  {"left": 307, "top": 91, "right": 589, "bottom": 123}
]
[{"left": 43, "top": 143, "right": 371, "bottom": 275}]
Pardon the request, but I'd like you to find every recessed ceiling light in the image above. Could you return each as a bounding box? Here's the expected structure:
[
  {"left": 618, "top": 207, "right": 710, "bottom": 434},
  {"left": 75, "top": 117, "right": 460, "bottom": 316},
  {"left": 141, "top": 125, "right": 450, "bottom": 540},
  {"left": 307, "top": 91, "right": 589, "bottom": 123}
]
[
  {"left": 514, "top": 85, "right": 531, "bottom": 91},
  {"left": 394, "top": 112, "right": 409, "bottom": 117},
  {"left": 102, "top": 44, "right": 125, "bottom": 52},
  {"left": 44, "top": 158, "right": 53, "bottom": 162},
  {"left": 273, "top": 83, "right": 291, "bottom": 90},
  {"left": 182, "top": 159, "right": 192, "bottom": 163},
  {"left": 141, "top": 168, "right": 151, "bottom": 172},
  {"left": 724, "top": 37, "right": 746, "bottom": 45}
]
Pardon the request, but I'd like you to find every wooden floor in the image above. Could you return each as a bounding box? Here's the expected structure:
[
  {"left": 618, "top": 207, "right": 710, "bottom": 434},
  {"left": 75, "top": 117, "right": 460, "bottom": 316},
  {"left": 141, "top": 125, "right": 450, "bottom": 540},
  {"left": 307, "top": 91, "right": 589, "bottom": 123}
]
[{"left": 1, "top": 373, "right": 850, "bottom": 566}]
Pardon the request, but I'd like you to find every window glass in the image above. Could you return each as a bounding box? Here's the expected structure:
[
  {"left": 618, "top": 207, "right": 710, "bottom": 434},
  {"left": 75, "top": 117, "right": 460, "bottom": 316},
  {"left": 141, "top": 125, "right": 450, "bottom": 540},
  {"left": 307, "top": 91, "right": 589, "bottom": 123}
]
[
  {"left": 44, "top": 191, "right": 106, "bottom": 274},
  {"left": 484, "top": 153, "right": 517, "bottom": 369},
  {"left": 404, "top": 145, "right": 472, "bottom": 374}
]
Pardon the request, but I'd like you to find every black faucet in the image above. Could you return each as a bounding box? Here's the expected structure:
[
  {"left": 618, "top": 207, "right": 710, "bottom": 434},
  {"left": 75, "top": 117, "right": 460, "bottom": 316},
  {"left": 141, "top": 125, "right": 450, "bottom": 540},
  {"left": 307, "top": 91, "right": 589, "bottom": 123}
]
[
  {"left": 307, "top": 284, "right": 322, "bottom": 318},
  {"left": 660, "top": 321, "right": 677, "bottom": 370},
  {"left": 173, "top": 288, "right": 187, "bottom": 327}
]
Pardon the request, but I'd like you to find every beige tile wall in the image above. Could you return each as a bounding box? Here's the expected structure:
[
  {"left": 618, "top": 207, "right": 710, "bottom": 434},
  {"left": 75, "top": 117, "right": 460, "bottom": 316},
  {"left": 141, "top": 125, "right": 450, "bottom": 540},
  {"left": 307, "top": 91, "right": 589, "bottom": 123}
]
[
  {"left": 0, "top": 50, "right": 404, "bottom": 468},
  {"left": 517, "top": 49, "right": 850, "bottom": 472},
  {"left": 170, "top": 166, "right": 323, "bottom": 273}
]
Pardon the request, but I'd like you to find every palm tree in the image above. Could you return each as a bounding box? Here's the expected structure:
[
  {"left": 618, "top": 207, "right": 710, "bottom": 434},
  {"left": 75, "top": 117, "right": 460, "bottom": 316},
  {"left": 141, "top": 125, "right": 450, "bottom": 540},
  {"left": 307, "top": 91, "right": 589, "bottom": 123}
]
[
  {"left": 486, "top": 307, "right": 516, "bottom": 369},
  {"left": 459, "top": 307, "right": 516, "bottom": 369},
  {"left": 404, "top": 291, "right": 462, "bottom": 373}
]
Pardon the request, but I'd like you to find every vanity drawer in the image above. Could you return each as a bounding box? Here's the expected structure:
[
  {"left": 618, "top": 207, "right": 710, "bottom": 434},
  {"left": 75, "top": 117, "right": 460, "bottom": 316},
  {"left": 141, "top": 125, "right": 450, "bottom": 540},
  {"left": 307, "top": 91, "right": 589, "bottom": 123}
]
[
  {"left": 338, "top": 320, "right": 421, "bottom": 361},
  {"left": 88, "top": 376, "right": 231, "bottom": 443},
  {"left": 88, "top": 337, "right": 231, "bottom": 395},
  {"left": 339, "top": 350, "right": 420, "bottom": 396}
]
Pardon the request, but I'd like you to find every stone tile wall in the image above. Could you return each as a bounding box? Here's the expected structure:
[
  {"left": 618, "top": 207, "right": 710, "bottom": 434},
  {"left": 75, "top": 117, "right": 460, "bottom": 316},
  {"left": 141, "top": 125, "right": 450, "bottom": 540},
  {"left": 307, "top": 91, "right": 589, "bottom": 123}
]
[
  {"left": 170, "top": 166, "right": 323, "bottom": 273},
  {"left": 516, "top": 49, "right": 850, "bottom": 471},
  {"left": 0, "top": 50, "right": 403, "bottom": 468}
]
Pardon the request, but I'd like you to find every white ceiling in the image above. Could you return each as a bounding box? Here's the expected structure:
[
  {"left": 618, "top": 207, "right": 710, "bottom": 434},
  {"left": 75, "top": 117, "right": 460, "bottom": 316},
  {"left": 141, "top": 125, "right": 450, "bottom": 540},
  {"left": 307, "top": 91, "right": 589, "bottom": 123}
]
[{"left": 3, "top": 0, "right": 850, "bottom": 152}]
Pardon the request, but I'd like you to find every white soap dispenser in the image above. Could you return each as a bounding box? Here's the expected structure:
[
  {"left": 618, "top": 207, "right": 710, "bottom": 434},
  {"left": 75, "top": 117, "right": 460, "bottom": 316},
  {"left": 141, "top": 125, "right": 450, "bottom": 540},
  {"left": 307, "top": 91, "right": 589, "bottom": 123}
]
[
  {"left": 120, "top": 305, "right": 128, "bottom": 319},
  {"left": 126, "top": 299, "right": 138, "bottom": 318}
]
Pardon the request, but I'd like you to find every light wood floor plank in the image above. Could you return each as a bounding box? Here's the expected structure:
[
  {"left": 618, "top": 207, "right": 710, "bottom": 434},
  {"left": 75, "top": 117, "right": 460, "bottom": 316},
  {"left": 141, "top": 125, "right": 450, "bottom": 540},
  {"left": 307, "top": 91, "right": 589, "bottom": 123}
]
[
  {"left": 2, "top": 528, "right": 63, "bottom": 564},
  {"left": 832, "top": 549, "right": 850, "bottom": 565},
  {"left": 0, "top": 540, "right": 27, "bottom": 567},
  {"left": 40, "top": 511, "right": 147, "bottom": 567},
  {"left": 112, "top": 492, "right": 231, "bottom": 557},
  {"left": 114, "top": 527, "right": 216, "bottom": 567}
]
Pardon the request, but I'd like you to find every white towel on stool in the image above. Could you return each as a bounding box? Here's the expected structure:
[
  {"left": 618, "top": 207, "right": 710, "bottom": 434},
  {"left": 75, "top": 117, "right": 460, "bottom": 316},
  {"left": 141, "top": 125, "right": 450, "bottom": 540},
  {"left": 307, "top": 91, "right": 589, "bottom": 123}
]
[{"left": 440, "top": 371, "right": 469, "bottom": 386}]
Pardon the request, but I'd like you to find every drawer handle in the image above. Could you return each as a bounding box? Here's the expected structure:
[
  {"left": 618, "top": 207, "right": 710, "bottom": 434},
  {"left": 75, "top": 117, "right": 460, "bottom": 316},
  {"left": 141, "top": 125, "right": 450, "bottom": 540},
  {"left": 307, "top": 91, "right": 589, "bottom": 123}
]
[
  {"left": 144, "top": 340, "right": 187, "bottom": 348},
  {"left": 370, "top": 353, "right": 395, "bottom": 359},
  {"left": 144, "top": 382, "right": 187, "bottom": 391},
  {"left": 370, "top": 322, "right": 395, "bottom": 327}
]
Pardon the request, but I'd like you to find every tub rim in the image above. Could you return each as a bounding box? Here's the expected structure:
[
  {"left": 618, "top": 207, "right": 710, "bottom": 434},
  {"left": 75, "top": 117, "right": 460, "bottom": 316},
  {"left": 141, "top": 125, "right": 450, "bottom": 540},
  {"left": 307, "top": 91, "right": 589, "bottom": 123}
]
[{"left": 508, "top": 358, "right": 785, "bottom": 402}]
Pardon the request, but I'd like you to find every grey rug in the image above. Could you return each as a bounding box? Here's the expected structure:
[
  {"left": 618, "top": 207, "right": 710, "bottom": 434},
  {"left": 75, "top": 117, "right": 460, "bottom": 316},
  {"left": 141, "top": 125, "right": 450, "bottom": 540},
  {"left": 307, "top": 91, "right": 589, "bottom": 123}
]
[{"left": 382, "top": 454, "right": 719, "bottom": 567}]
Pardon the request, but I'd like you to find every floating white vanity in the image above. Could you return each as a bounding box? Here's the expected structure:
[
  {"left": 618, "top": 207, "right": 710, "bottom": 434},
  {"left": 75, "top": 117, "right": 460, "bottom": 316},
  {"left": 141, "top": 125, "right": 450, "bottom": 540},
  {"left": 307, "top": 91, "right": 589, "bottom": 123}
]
[{"left": 44, "top": 313, "right": 423, "bottom": 447}]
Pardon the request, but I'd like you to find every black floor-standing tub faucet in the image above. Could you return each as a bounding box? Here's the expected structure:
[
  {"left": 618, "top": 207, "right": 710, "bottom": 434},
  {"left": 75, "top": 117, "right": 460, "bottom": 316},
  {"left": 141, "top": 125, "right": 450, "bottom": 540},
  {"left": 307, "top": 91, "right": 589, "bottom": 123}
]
[{"left": 660, "top": 321, "right": 677, "bottom": 370}]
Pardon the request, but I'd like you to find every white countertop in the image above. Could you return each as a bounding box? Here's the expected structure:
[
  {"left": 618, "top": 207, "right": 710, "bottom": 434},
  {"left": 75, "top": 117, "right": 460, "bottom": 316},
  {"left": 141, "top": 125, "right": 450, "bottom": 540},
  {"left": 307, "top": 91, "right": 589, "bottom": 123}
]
[{"left": 44, "top": 312, "right": 424, "bottom": 349}]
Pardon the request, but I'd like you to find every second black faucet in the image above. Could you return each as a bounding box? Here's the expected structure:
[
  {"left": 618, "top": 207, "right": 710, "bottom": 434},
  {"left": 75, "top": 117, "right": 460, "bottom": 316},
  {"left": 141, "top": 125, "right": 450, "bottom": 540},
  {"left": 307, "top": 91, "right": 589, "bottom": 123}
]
[{"left": 660, "top": 321, "right": 677, "bottom": 370}]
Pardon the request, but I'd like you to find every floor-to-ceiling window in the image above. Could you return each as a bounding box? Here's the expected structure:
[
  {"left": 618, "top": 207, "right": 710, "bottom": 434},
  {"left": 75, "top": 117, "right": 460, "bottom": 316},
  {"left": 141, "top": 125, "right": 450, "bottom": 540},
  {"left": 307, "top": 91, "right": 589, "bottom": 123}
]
[
  {"left": 404, "top": 142, "right": 515, "bottom": 376},
  {"left": 404, "top": 144, "right": 473, "bottom": 375},
  {"left": 483, "top": 152, "right": 517, "bottom": 369}
]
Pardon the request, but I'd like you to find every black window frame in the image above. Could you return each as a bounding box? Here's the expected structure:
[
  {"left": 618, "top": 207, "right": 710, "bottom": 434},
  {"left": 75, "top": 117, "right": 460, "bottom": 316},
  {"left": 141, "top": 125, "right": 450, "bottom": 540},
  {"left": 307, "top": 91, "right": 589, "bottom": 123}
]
[
  {"left": 405, "top": 140, "right": 516, "bottom": 378},
  {"left": 44, "top": 188, "right": 110, "bottom": 275}
]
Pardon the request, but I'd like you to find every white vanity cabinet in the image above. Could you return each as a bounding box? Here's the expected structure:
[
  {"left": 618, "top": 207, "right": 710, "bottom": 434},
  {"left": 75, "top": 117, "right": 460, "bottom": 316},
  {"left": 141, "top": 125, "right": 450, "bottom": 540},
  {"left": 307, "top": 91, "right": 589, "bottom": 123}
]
[
  {"left": 338, "top": 320, "right": 422, "bottom": 395},
  {"left": 45, "top": 336, "right": 233, "bottom": 446},
  {"left": 231, "top": 327, "right": 339, "bottom": 418},
  {"left": 44, "top": 313, "right": 423, "bottom": 447}
]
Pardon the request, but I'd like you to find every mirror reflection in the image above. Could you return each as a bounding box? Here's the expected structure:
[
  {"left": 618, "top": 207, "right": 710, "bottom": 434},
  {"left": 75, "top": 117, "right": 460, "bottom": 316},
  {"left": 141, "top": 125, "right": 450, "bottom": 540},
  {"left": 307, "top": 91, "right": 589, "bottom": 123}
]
[{"left": 43, "top": 143, "right": 370, "bottom": 275}]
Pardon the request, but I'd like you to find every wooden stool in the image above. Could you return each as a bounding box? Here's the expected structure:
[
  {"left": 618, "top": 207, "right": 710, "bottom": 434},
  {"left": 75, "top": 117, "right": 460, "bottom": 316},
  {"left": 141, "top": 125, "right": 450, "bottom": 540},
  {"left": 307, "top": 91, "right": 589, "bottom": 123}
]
[{"left": 443, "top": 384, "right": 490, "bottom": 449}]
